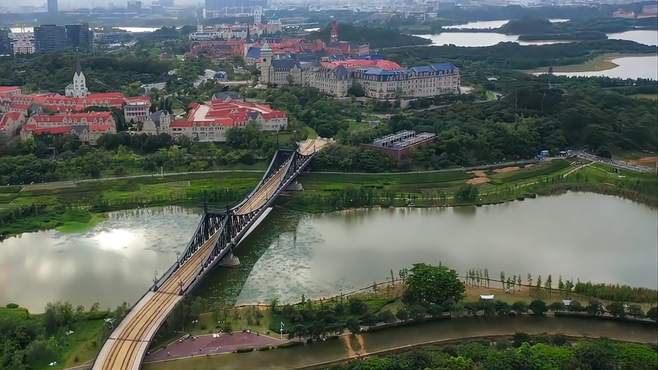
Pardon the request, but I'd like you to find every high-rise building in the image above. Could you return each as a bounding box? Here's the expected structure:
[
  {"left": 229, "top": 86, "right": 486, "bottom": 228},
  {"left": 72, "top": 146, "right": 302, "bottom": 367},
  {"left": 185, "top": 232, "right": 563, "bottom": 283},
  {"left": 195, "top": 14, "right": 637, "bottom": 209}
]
[
  {"left": 65, "top": 24, "right": 92, "bottom": 50},
  {"left": 127, "top": 0, "right": 142, "bottom": 12},
  {"left": 47, "top": 0, "right": 58, "bottom": 14},
  {"left": 204, "top": 0, "right": 266, "bottom": 18},
  {"left": 34, "top": 24, "right": 68, "bottom": 52},
  {"left": 0, "top": 29, "right": 10, "bottom": 55}
]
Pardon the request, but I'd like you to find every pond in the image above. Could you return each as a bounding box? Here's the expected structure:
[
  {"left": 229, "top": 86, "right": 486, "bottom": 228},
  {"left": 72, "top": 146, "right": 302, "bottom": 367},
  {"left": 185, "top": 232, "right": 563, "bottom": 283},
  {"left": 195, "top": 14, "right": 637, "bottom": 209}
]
[{"left": 1, "top": 193, "right": 655, "bottom": 312}]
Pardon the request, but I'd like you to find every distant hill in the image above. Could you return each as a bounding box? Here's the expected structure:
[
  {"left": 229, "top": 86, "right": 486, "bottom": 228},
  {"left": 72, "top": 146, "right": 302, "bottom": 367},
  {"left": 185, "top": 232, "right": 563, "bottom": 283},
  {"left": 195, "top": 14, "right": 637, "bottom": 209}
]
[
  {"left": 308, "top": 23, "right": 431, "bottom": 49},
  {"left": 499, "top": 18, "right": 558, "bottom": 35}
]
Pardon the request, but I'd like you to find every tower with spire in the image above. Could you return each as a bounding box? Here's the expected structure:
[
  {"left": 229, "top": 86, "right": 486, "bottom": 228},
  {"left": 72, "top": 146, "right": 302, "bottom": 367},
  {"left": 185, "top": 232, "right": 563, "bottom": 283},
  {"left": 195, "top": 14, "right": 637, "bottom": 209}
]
[
  {"left": 259, "top": 41, "right": 273, "bottom": 85},
  {"left": 65, "top": 51, "right": 89, "bottom": 98},
  {"left": 330, "top": 20, "right": 339, "bottom": 44}
]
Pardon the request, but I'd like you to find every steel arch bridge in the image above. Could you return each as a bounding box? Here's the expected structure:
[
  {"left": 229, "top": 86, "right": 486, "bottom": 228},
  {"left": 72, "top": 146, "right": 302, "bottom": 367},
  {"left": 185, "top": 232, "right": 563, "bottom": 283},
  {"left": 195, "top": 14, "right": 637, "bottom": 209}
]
[{"left": 93, "top": 139, "right": 327, "bottom": 370}]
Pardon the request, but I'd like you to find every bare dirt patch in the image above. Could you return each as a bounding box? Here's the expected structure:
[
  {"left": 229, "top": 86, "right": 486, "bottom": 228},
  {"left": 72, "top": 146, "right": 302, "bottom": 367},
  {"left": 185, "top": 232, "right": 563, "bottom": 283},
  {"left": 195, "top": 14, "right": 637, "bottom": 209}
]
[
  {"left": 467, "top": 170, "right": 490, "bottom": 184},
  {"left": 493, "top": 166, "right": 520, "bottom": 174},
  {"left": 628, "top": 156, "right": 656, "bottom": 167}
]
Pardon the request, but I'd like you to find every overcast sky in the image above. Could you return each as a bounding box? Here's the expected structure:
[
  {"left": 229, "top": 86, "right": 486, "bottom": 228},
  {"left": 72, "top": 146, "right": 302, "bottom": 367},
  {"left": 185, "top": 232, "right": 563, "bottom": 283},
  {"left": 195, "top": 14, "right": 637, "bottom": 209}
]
[{"left": 7, "top": 0, "right": 202, "bottom": 10}]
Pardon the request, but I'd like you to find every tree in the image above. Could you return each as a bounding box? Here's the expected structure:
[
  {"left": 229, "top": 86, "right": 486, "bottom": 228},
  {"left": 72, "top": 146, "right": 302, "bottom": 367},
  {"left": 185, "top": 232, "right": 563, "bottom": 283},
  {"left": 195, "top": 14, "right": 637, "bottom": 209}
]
[
  {"left": 606, "top": 302, "right": 625, "bottom": 318},
  {"left": 587, "top": 300, "right": 604, "bottom": 316},
  {"left": 529, "top": 300, "right": 547, "bottom": 316},
  {"left": 545, "top": 274, "right": 553, "bottom": 296},
  {"left": 348, "top": 298, "right": 368, "bottom": 315},
  {"left": 402, "top": 263, "right": 465, "bottom": 306},
  {"left": 569, "top": 300, "right": 583, "bottom": 312},
  {"left": 455, "top": 184, "right": 480, "bottom": 202},
  {"left": 512, "top": 301, "right": 528, "bottom": 314}
]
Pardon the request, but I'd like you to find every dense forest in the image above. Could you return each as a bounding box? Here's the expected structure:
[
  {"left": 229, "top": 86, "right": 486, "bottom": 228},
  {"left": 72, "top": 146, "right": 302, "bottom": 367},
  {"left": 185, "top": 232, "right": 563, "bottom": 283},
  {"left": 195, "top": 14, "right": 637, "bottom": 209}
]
[
  {"left": 390, "top": 84, "right": 657, "bottom": 168},
  {"left": 0, "top": 52, "right": 173, "bottom": 95},
  {"left": 385, "top": 40, "right": 657, "bottom": 70}
]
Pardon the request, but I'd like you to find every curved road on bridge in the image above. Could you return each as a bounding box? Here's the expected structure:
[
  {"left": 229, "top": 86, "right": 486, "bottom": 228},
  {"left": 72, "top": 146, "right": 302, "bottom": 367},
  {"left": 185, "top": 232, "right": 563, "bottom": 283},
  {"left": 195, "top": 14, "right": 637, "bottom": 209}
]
[{"left": 93, "top": 139, "right": 329, "bottom": 370}]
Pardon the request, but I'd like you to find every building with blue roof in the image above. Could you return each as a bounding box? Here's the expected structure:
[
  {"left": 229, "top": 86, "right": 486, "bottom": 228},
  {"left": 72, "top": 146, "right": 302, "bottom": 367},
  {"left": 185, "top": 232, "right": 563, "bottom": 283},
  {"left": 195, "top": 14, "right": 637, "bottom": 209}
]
[{"left": 259, "top": 49, "right": 461, "bottom": 99}]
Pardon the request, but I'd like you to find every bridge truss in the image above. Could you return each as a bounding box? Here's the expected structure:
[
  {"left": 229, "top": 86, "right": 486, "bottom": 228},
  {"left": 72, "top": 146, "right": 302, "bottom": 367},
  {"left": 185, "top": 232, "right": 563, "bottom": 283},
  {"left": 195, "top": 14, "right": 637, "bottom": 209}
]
[{"left": 92, "top": 144, "right": 320, "bottom": 370}]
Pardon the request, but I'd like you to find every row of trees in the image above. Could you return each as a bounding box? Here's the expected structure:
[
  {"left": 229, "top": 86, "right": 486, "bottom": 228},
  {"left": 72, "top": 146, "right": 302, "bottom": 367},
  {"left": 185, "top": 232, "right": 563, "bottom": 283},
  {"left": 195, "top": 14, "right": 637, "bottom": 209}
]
[
  {"left": 329, "top": 337, "right": 657, "bottom": 370},
  {"left": 464, "top": 268, "right": 658, "bottom": 303}
]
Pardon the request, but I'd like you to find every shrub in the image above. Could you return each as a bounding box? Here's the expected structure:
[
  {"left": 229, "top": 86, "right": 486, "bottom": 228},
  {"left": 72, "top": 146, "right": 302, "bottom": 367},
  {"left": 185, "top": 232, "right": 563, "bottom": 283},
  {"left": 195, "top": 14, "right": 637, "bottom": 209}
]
[{"left": 529, "top": 300, "right": 547, "bottom": 316}]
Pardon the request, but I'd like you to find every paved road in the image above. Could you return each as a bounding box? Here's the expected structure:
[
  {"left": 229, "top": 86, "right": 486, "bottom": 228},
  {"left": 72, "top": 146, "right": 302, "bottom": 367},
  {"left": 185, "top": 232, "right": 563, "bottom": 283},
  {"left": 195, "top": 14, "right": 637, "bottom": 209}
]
[{"left": 573, "top": 151, "right": 654, "bottom": 173}]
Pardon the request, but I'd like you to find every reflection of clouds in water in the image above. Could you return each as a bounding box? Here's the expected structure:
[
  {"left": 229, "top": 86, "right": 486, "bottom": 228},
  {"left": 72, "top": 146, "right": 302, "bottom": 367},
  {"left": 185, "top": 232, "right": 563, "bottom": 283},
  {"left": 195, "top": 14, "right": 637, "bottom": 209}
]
[
  {"left": 237, "top": 193, "right": 657, "bottom": 306},
  {"left": 0, "top": 206, "right": 202, "bottom": 312},
  {"left": 237, "top": 217, "right": 355, "bottom": 305}
]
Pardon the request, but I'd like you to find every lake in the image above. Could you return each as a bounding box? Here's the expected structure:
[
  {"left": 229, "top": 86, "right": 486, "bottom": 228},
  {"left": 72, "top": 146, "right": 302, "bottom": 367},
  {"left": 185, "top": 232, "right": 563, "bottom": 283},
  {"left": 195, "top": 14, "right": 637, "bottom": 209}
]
[
  {"left": 0, "top": 206, "right": 201, "bottom": 312},
  {"left": 1, "top": 193, "right": 655, "bottom": 312},
  {"left": 236, "top": 192, "right": 657, "bottom": 305},
  {"left": 443, "top": 18, "right": 570, "bottom": 30},
  {"left": 415, "top": 24, "right": 656, "bottom": 47},
  {"left": 414, "top": 32, "right": 573, "bottom": 47},
  {"left": 607, "top": 30, "right": 658, "bottom": 46},
  {"left": 551, "top": 55, "right": 658, "bottom": 80}
]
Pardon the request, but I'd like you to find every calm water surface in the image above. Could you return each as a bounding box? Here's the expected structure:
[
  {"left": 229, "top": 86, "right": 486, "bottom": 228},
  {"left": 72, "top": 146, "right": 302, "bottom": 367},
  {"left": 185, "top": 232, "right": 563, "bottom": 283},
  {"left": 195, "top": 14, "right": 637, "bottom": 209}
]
[
  {"left": 443, "top": 19, "right": 570, "bottom": 30},
  {"left": 236, "top": 192, "right": 657, "bottom": 305},
  {"left": 607, "top": 30, "right": 658, "bottom": 46},
  {"left": 553, "top": 55, "right": 658, "bottom": 80},
  {"left": 1, "top": 193, "right": 655, "bottom": 312},
  {"left": 0, "top": 206, "right": 201, "bottom": 312},
  {"left": 414, "top": 32, "right": 572, "bottom": 47},
  {"left": 415, "top": 25, "right": 655, "bottom": 47}
]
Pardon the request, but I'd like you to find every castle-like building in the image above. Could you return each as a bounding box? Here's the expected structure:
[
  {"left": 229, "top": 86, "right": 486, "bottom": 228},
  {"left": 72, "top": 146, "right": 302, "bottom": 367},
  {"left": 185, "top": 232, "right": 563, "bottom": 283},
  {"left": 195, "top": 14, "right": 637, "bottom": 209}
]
[{"left": 258, "top": 48, "right": 461, "bottom": 100}]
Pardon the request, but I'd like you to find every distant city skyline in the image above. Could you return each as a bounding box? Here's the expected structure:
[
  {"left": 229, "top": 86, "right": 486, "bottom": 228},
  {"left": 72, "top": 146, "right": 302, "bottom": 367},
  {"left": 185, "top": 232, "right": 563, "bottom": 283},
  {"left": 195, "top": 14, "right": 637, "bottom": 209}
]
[{"left": 4, "top": 0, "right": 203, "bottom": 11}]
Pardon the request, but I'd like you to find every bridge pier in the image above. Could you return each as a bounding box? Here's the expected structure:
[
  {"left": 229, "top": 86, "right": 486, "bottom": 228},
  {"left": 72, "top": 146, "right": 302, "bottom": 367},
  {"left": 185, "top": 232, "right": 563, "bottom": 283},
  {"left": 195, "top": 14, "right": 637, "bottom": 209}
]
[
  {"left": 217, "top": 252, "right": 240, "bottom": 267},
  {"left": 287, "top": 180, "right": 304, "bottom": 192}
]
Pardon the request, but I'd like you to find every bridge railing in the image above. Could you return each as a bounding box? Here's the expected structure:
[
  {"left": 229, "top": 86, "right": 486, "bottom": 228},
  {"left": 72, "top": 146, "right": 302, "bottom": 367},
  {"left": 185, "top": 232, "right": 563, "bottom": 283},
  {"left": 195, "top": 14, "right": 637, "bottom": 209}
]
[{"left": 231, "top": 150, "right": 295, "bottom": 212}]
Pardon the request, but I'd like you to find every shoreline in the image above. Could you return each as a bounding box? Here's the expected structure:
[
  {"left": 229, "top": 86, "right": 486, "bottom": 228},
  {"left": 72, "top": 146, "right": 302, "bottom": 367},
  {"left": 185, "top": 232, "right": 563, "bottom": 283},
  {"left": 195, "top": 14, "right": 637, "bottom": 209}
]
[
  {"left": 522, "top": 52, "right": 657, "bottom": 74},
  {"left": 1, "top": 164, "right": 655, "bottom": 240}
]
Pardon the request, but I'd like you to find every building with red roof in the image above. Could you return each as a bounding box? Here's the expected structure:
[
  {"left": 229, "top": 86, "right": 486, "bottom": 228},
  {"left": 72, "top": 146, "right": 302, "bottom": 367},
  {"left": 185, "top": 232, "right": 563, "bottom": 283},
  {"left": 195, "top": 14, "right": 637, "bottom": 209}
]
[
  {"left": 0, "top": 86, "right": 22, "bottom": 97},
  {"left": 0, "top": 111, "right": 26, "bottom": 138},
  {"left": 21, "top": 111, "right": 116, "bottom": 144},
  {"left": 169, "top": 98, "right": 287, "bottom": 142}
]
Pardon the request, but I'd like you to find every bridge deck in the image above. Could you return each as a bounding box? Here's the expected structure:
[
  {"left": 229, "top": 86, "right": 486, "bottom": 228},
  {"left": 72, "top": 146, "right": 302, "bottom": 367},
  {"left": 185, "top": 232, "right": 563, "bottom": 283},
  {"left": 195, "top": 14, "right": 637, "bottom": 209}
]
[{"left": 92, "top": 140, "right": 329, "bottom": 370}]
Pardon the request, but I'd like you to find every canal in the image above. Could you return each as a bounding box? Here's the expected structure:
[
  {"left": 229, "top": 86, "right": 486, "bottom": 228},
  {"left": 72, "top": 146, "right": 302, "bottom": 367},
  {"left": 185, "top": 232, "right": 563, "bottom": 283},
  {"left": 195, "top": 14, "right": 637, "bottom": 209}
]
[{"left": 142, "top": 316, "right": 658, "bottom": 370}]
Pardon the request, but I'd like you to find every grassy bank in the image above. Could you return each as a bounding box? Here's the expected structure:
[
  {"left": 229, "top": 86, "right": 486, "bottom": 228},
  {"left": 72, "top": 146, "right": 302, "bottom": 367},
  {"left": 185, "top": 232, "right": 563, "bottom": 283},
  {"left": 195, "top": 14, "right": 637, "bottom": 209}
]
[
  {"left": 2, "top": 159, "right": 655, "bottom": 238},
  {"left": 522, "top": 52, "right": 655, "bottom": 74},
  {"left": 0, "top": 171, "right": 261, "bottom": 238},
  {"left": 287, "top": 159, "right": 656, "bottom": 212}
]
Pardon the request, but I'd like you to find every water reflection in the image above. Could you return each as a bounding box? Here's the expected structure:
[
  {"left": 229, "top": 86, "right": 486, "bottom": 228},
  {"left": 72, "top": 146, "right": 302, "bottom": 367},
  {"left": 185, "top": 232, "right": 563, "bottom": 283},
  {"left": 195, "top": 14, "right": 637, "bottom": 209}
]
[
  {"left": 0, "top": 206, "right": 201, "bottom": 312},
  {"left": 236, "top": 192, "right": 657, "bottom": 305}
]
